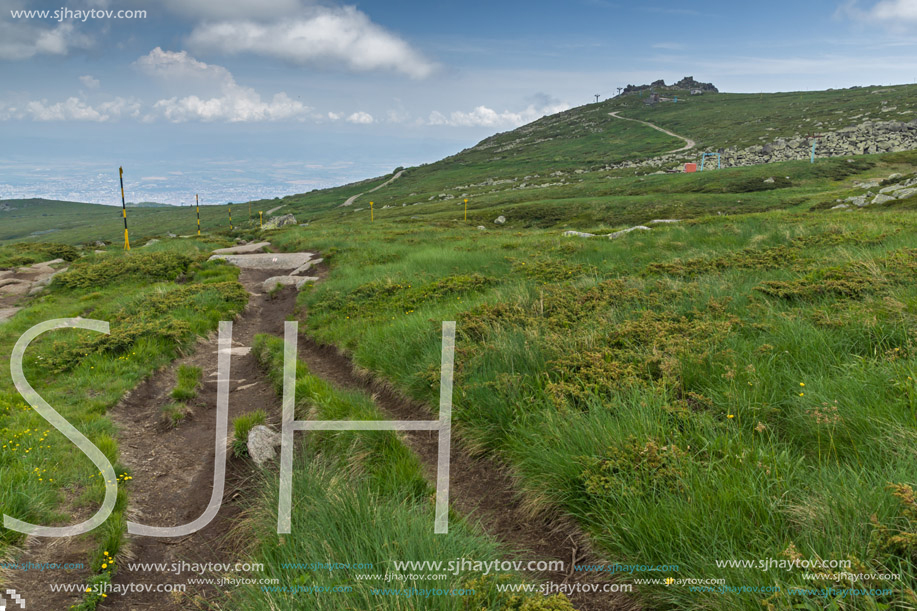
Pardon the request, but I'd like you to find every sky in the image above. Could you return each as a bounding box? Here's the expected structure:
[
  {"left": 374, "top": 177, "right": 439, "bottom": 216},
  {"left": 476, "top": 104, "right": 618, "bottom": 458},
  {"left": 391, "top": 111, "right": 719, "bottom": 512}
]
[{"left": 1, "top": 0, "right": 916, "bottom": 205}]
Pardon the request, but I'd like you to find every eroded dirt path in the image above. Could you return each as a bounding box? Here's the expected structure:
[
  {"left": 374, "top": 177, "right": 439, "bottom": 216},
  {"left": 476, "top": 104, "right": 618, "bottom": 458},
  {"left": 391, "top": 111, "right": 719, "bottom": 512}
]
[
  {"left": 103, "top": 264, "right": 302, "bottom": 610},
  {"left": 340, "top": 169, "right": 405, "bottom": 207},
  {"left": 296, "top": 335, "right": 639, "bottom": 611}
]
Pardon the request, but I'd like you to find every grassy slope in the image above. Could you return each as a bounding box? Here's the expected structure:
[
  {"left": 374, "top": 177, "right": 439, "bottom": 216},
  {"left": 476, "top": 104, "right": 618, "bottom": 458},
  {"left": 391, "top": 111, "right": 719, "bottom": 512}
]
[
  {"left": 235, "top": 335, "right": 573, "bottom": 611},
  {"left": 4, "top": 84, "right": 916, "bottom": 247},
  {"left": 263, "top": 149, "right": 917, "bottom": 610},
  {"left": 0, "top": 240, "right": 247, "bottom": 608}
]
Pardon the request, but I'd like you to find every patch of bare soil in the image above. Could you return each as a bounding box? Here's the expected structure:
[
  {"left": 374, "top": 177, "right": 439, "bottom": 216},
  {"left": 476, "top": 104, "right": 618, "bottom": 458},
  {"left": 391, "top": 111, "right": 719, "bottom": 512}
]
[{"left": 103, "top": 268, "right": 297, "bottom": 610}]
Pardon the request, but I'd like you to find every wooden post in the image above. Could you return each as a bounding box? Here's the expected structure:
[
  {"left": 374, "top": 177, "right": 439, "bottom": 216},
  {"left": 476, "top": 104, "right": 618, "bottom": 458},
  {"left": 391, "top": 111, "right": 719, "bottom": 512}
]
[{"left": 119, "top": 166, "right": 130, "bottom": 250}]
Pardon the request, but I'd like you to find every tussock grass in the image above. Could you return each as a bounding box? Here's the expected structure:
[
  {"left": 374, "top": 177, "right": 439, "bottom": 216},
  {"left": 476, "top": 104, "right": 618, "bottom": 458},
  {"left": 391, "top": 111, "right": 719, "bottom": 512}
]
[
  {"left": 238, "top": 335, "right": 573, "bottom": 610},
  {"left": 268, "top": 155, "right": 917, "bottom": 609}
]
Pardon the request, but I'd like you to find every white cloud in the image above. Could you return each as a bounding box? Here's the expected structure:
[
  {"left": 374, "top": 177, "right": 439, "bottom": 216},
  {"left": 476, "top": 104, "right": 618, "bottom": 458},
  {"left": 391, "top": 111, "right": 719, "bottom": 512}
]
[
  {"left": 0, "top": 20, "right": 92, "bottom": 60},
  {"left": 186, "top": 6, "right": 436, "bottom": 78},
  {"left": 24, "top": 96, "right": 140, "bottom": 121},
  {"left": 346, "top": 111, "right": 374, "bottom": 124},
  {"left": 870, "top": 0, "right": 917, "bottom": 21},
  {"left": 79, "top": 75, "right": 101, "bottom": 89},
  {"left": 136, "top": 47, "right": 312, "bottom": 122},
  {"left": 134, "top": 47, "right": 234, "bottom": 85},
  {"left": 838, "top": 0, "right": 917, "bottom": 27},
  {"left": 327, "top": 111, "right": 341, "bottom": 120},
  {"left": 427, "top": 101, "right": 570, "bottom": 128}
]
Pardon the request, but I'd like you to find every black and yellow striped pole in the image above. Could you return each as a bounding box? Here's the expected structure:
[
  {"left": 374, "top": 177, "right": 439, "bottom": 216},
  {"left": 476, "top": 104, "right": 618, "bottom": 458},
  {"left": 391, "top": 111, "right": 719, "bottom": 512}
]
[
  {"left": 195, "top": 194, "right": 201, "bottom": 236},
  {"left": 229, "top": 204, "right": 233, "bottom": 231},
  {"left": 119, "top": 166, "right": 130, "bottom": 250}
]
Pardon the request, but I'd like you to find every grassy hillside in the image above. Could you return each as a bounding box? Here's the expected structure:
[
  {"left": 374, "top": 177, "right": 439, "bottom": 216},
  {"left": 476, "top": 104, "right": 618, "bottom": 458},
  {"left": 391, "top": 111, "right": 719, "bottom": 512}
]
[
  {"left": 2, "top": 83, "right": 917, "bottom": 610},
  {"left": 4, "top": 84, "right": 916, "bottom": 245},
  {"left": 266, "top": 150, "right": 917, "bottom": 609}
]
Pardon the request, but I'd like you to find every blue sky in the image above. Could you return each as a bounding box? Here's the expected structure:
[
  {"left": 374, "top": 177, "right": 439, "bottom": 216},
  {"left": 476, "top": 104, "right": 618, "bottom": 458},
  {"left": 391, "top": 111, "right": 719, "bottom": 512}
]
[{"left": 1, "top": 0, "right": 916, "bottom": 205}]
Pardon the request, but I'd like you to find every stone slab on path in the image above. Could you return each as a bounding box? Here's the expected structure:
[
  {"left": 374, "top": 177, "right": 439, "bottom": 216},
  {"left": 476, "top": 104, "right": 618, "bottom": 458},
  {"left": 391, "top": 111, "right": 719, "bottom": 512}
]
[
  {"left": 0, "top": 307, "right": 21, "bottom": 324},
  {"left": 263, "top": 276, "right": 319, "bottom": 292},
  {"left": 209, "top": 252, "right": 314, "bottom": 270},
  {"left": 212, "top": 242, "right": 271, "bottom": 255}
]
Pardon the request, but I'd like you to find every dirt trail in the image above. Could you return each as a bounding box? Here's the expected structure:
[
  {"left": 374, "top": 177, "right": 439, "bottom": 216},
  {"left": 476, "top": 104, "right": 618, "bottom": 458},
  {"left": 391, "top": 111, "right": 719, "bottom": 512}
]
[
  {"left": 609, "top": 111, "right": 696, "bottom": 154},
  {"left": 296, "top": 337, "right": 639, "bottom": 611},
  {"left": 340, "top": 169, "right": 405, "bottom": 207},
  {"left": 103, "top": 267, "right": 298, "bottom": 610}
]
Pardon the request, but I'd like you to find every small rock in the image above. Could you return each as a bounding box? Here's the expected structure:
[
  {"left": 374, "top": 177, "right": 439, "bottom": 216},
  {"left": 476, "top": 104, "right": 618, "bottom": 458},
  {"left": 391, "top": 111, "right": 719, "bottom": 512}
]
[
  {"left": 477, "top": 226, "right": 486, "bottom": 230},
  {"left": 494, "top": 216, "right": 506, "bottom": 225},
  {"left": 763, "top": 177, "right": 775, "bottom": 183},
  {"left": 563, "top": 231, "right": 595, "bottom": 238},
  {"left": 247, "top": 425, "right": 281, "bottom": 467},
  {"left": 142, "top": 239, "right": 160, "bottom": 247},
  {"left": 872, "top": 194, "right": 896, "bottom": 205},
  {"left": 895, "top": 188, "right": 917, "bottom": 200},
  {"left": 0, "top": 307, "right": 21, "bottom": 324},
  {"left": 831, "top": 204, "right": 850, "bottom": 210},
  {"left": 648, "top": 219, "right": 680, "bottom": 224}
]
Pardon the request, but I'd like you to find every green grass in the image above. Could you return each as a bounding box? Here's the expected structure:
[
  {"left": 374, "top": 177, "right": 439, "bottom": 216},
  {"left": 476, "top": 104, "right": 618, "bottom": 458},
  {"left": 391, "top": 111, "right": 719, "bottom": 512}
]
[
  {"left": 242, "top": 149, "right": 917, "bottom": 610},
  {"left": 170, "top": 364, "right": 202, "bottom": 401},
  {"left": 3, "top": 84, "right": 916, "bottom": 248},
  {"left": 0, "top": 241, "right": 248, "bottom": 604},
  {"left": 232, "top": 410, "right": 267, "bottom": 458},
  {"left": 2, "top": 83, "right": 917, "bottom": 610},
  {"left": 236, "top": 334, "right": 573, "bottom": 611}
]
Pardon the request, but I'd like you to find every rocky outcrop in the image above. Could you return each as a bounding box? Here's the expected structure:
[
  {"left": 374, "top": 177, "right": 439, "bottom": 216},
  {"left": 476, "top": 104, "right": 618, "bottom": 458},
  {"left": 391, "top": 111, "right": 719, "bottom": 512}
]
[
  {"left": 263, "top": 213, "right": 297, "bottom": 229},
  {"left": 621, "top": 76, "right": 718, "bottom": 96},
  {"left": 602, "top": 119, "right": 917, "bottom": 173}
]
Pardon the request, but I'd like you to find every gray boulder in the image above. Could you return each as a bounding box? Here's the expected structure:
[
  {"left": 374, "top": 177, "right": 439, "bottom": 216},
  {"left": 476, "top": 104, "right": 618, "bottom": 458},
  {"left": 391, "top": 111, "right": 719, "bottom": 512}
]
[
  {"left": 872, "top": 194, "right": 896, "bottom": 205},
  {"left": 494, "top": 216, "right": 506, "bottom": 225},
  {"left": 563, "top": 231, "right": 595, "bottom": 238},
  {"left": 247, "top": 425, "right": 281, "bottom": 466},
  {"left": 263, "top": 275, "right": 319, "bottom": 292},
  {"left": 263, "top": 214, "right": 297, "bottom": 230}
]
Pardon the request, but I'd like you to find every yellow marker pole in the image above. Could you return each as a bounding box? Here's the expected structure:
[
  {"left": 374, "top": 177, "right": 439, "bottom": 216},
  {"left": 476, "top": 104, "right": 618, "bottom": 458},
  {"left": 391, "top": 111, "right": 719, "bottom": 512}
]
[
  {"left": 464, "top": 198, "right": 468, "bottom": 221},
  {"left": 195, "top": 194, "right": 201, "bottom": 236},
  {"left": 229, "top": 205, "right": 233, "bottom": 231},
  {"left": 119, "top": 166, "right": 130, "bottom": 250},
  {"left": 370, "top": 201, "right": 374, "bottom": 222},
  {"left": 259, "top": 211, "right": 263, "bottom": 228}
]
